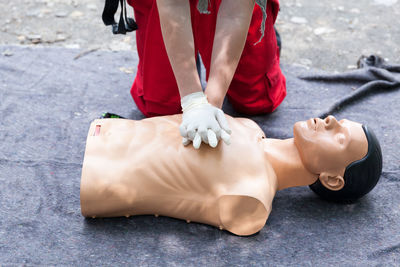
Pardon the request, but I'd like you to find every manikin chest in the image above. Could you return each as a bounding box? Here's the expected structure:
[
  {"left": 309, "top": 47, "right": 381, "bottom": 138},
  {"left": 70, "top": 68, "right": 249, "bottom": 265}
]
[{"left": 80, "top": 115, "right": 277, "bottom": 235}]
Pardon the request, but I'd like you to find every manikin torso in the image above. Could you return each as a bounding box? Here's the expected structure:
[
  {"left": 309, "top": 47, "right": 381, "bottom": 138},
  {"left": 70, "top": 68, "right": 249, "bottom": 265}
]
[{"left": 80, "top": 115, "right": 278, "bottom": 236}]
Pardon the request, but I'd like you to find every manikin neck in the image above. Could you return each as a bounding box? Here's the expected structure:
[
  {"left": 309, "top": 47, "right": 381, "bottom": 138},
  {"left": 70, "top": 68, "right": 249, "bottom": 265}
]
[{"left": 262, "top": 138, "right": 319, "bottom": 191}]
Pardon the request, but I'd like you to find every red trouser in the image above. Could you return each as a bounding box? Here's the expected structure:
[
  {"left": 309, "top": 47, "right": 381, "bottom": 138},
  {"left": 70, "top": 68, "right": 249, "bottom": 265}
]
[{"left": 127, "top": 0, "right": 286, "bottom": 117}]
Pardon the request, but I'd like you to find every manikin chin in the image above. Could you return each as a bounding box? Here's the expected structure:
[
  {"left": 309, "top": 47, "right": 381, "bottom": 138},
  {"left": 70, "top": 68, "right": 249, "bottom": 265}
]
[{"left": 80, "top": 115, "right": 382, "bottom": 236}]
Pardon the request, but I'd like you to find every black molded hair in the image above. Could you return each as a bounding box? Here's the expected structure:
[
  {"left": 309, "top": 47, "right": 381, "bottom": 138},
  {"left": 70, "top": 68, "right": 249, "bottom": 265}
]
[{"left": 309, "top": 125, "right": 383, "bottom": 202}]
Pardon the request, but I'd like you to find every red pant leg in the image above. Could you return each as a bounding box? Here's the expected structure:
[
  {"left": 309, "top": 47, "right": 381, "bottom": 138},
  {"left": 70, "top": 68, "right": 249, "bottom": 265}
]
[
  {"left": 127, "top": 0, "right": 186, "bottom": 117},
  {"left": 193, "top": 0, "right": 286, "bottom": 115},
  {"left": 228, "top": 0, "right": 286, "bottom": 115}
]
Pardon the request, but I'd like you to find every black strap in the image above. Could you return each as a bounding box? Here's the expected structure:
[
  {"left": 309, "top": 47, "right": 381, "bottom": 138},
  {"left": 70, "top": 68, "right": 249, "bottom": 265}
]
[{"left": 102, "top": 0, "right": 138, "bottom": 34}]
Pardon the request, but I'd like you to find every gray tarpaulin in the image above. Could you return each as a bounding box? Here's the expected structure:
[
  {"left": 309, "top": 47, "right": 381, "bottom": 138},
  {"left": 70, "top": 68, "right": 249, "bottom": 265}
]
[{"left": 0, "top": 46, "right": 399, "bottom": 265}]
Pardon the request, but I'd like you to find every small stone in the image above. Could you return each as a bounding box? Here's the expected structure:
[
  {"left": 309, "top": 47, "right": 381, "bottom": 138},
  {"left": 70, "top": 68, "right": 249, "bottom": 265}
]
[
  {"left": 299, "top": 58, "right": 312, "bottom": 66},
  {"left": 55, "top": 11, "right": 68, "bottom": 18},
  {"left": 305, "top": 37, "right": 312, "bottom": 42},
  {"left": 70, "top": 11, "right": 84, "bottom": 18},
  {"left": 17, "top": 35, "right": 26, "bottom": 42},
  {"left": 292, "top": 63, "right": 310, "bottom": 70},
  {"left": 313, "top": 27, "right": 335, "bottom": 35},
  {"left": 87, "top": 4, "right": 97, "bottom": 11},
  {"left": 347, "top": 65, "right": 357, "bottom": 69},
  {"left": 290, "top": 16, "right": 308, "bottom": 24},
  {"left": 27, "top": 34, "right": 42, "bottom": 44},
  {"left": 123, "top": 36, "right": 131, "bottom": 43},
  {"left": 41, "top": 8, "right": 52, "bottom": 15},
  {"left": 71, "top": 0, "right": 79, "bottom": 7},
  {"left": 373, "top": 0, "right": 398, "bottom": 6},
  {"left": 119, "top": 67, "right": 135, "bottom": 74},
  {"left": 186, "top": 220, "right": 191, "bottom": 223},
  {"left": 154, "top": 214, "right": 159, "bottom": 217},
  {"left": 219, "top": 225, "right": 223, "bottom": 230},
  {"left": 41, "top": 31, "right": 58, "bottom": 43},
  {"left": 337, "top": 6, "right": 345, "bottom": 11},
  {"left": 26, "top": 9, "right": 41, "bottom": 17},
  {"left": 125, "top": 214, "right": 130, "bottom": 218},
  {"left": 56, "top": 34, "right": 68, "bottom": 42},
  {"left": 2, "top": 50, "right": 13, "bottom": 57},
  {"left": 65, "top": 44, "right": 80, "bottom": 49},
  {"left": 349, "top": 18, "right": 359, "bottom": 28},
  {"left": 350, "top": 8, "right": 360, "bottom": 14}
]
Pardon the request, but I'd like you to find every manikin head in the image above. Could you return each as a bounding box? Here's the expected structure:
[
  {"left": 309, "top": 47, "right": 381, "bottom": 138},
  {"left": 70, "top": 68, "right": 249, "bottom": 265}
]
[{"left": 293, "top": 116, "right": 382, "bottom": 202}]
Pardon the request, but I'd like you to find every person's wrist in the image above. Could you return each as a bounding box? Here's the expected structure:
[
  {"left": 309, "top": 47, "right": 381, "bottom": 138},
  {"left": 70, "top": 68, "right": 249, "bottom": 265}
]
[
  {"left": 205, "top": 93, "right": 223, "bottom": 109},
  {"left": 181, "top": 91, "right": 209, "bottom": 112},
  {"left": 208, "top": 98, "right": 223, "bottom": 109},
  {"left": 204, "top": 87, "right": 225, "bottom": 109}
]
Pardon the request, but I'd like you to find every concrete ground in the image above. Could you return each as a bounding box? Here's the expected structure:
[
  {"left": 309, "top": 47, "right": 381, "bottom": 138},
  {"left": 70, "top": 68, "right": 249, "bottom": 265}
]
[{"left": 0, "top": 0, "right": 399, "bottom": 72}]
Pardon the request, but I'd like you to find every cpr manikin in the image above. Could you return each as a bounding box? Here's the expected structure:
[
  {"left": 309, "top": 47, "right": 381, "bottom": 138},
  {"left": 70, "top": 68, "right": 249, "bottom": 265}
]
[{"left": 80, "top": 115, "right": 382, "bottom": 236}]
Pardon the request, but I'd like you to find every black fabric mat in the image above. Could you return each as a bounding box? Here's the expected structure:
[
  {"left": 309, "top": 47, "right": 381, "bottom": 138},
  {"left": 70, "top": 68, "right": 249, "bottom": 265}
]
[{"left": 0, "top": 45, "right": 399, "bottom": 266}]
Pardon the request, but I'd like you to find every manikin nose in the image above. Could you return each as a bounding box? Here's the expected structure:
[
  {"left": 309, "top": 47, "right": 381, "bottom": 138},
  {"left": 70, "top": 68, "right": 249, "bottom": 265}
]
[{"left": 324, "top": 115, "right": 338, "bottom": 129}]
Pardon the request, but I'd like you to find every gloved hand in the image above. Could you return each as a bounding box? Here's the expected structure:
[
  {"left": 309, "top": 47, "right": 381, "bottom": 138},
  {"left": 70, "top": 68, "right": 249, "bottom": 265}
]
[{"left": 179, "top": 92, "right": 232, "bottom": 149}]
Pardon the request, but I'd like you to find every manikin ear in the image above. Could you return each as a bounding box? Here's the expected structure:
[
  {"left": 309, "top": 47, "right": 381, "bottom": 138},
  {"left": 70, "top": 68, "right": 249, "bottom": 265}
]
[{"left": 319, "top": 172, "right": 345, "bottom": 191}]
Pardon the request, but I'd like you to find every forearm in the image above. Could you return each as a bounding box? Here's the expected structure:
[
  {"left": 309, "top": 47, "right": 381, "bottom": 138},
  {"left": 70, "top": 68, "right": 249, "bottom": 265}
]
[
  {"left": 156, "top": 0, "right": 202, "bottom": 98},
  {"left": 205, "top": 0, "right": 255, "bottom": 108}
]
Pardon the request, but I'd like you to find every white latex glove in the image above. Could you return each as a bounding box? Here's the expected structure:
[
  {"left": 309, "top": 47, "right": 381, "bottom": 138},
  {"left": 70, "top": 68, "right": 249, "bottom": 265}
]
[{"left": 179, "top": 92, "right": 232, "bottom": 149}]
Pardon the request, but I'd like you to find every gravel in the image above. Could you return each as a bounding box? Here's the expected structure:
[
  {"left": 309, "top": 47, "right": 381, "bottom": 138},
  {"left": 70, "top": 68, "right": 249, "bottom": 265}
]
[{"left": 0, "top": 0, "right": 399, "bottom": 71}]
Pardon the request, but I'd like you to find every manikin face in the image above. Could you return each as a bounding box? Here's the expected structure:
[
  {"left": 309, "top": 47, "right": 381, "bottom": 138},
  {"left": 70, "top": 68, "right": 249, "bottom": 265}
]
[{"left": 293, "top": 116, "right": 368, "bottom": 176}]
